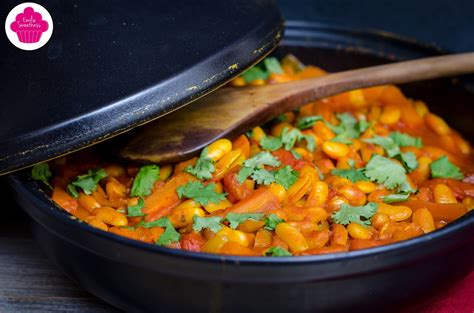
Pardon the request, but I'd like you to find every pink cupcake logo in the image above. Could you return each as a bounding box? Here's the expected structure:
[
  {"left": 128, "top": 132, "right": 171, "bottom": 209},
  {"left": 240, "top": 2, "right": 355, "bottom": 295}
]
[
  {"left": 5, "top": 3, "right": 53, "bottom": 50},
  {"left": 10, "top": 7, "right": 49, "bottom": 43}
]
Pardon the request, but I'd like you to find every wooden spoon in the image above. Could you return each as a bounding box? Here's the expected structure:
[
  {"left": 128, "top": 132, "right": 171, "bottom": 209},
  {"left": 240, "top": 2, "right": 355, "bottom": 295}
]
[{"left": 119, "top": 53, "right": 474, "bottom": 163}]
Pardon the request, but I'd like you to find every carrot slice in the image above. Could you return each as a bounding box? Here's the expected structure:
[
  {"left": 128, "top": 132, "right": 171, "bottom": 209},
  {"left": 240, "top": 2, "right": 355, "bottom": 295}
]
[
  {"left": 143, "top": 172, "right": 194, "bottom": 221},
  {"left": 215, "top": 188, "right": 280, "bottom": 216}
]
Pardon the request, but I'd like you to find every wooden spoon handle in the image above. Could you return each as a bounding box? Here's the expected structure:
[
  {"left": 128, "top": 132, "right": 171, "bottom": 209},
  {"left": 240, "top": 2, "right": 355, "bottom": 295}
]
[
  {"left": 119, "top": 53, "right": 474, "bottom": 163},
  {"left": 270, "top": 52, "right": 474, "bottom": 103}
]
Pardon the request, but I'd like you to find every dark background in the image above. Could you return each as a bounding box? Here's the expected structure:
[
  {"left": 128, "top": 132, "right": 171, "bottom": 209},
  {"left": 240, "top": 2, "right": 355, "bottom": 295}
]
[
  {"left": 1, "top": 0, "right": 473, "bottom": 311},
  {"left": 278, "top": 0, "right": 474, "bottom": 52}
]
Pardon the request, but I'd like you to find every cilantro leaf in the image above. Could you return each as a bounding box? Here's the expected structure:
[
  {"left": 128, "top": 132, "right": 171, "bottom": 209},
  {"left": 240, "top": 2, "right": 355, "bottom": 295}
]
[
  {"left": 356, "top": 120, "right": 371, "bottom": 134},
  {"left": 251, "top": 168, "right": 276, "bottom": 185},
  {"left": 281, "top": 127, "right": 315, "bottom": 151},
  {"left": 364, "top": 155, "right": 413, "bottom": 192},
  {"left": 263, "top": 57, "right": 284, "bottom": 74},
  {"left": 67, "top": 168, "right": 108, "bottom": 198},
  {"left": 127, "top": 198, "right": 145, "bottom": 217},
  {"left": 264, "top": 213, "right": 285, "bottom": 231},
  {"left": 430, "top": 156, "right": 464, "bottom": 180},
  {"left": 390, "top": 132, "right": 423, "bottom": 148},
  {"left": 242, "top": 66, "right": 268, "bottom": 83},
  {"left": 296, "top": 115, "right": 323, "bottom": 130},
  {"left": 348, "top": 159, "right": 356, "bottom": 168},
  {"left": 327, "top": 113, "right": 368, "bottom": 143},
  {"left": 331, "top": 202, "right": 378, "bottom": 227},
  {"left": 281, "top": 128, "right": 301, "bottom": 150},
  {"left": 130, "top": 165, "right": 160, "bottom": 197},
  {"left": 236, "top": 166, "right": 254, "bottom": 183},
  {"left": 290, "top": 149, "right": 302, "bottom": 160},
  {"left": 335, "top": 112, "right": 357, "bottom": 129},
  {"left": 264, "top": 246, "right": 292, "bottom": 257},
  {"left": 364, "top": 136, "right": 418, "bottom": 172},
  {"left": 302, "top": 134, "right": 316, "bottom": 152},
  {"left": 331, "top": 168, "right": 369, "bottom": 182},
  {"left": 330, "top": 136, "right": 353, "bottom": 144},
  {"left": 176, "top": 181, "right": 227, "bottom": 205},
  {"left": 243, "top": 151, "right": 281, "bottom": 169},
  {"left": 399, "top": 152, "right": 418, "bottom": 172},
  {"left": 275, "top": 114, "right": 288, "bottom": 122},
  {"left": 31, "top": 163, "right": 52, "bottom": 188},
  {"left": 237, "top": 152, "right": 281, "bottom": 183},
  {"left": 142, "top": 217, "right": 180, "bottom": 246},
  {"left": 364, "top": 136, "right": 400, "bottom": 157},
  {"left": 225, "top": 213, "right": 265, "bottom": 229},
  {"left": 398, "top": 180, "right": 417, "bottom": 194},
  {"left": 66, "top": 185, "right": 80, "bottom": 198},
  {"left": 260, "top": 136, "right": 283, "bottom": 151},
  {"left": 274, "top": 165, "right": 299, "bottom": 189},
  {"left": 383, "top": 193, "right": 410, "bottom": 204},
  {"left": 184, "top": 147, "right": 215, "bottom": 180},
  {"left": 193, "top": 216, "right": 223, "bottom": 233}
]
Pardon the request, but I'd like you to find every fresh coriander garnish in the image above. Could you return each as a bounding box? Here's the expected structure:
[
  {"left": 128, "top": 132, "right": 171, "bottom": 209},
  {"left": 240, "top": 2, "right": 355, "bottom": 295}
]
[
  {"left": 263, "top": 57, "right": 284, "bottom": 74},
  {"left": 264, "top": 246, "right": 292, "bottom": 257},
  {"left": 264, "top": 213, "right": 285, "bottom": 231},
  {"left": 275, "top": 114, "right": 288, "bottom": 122},
  {"left": 130, "top": 165, "right": 160, "bottom": 197},
  {"left": 332, "top": 202, "right": 378, "bottom": 227},
  {"left": 363, "top": 135, "right": 418, "bottom": 171},
  {"left": 260, "top": 136, "right": 283, "bottom": 151},
  {"left": 184, "top": 147, "right": 215, "bottom": 180},
  {"left": 127, "top": 198, "right": 145, "bottom": 217},
  {"left": 331, "top": 168, "right": 369, "bottom": 183},
  {"left": 192, "top": 216, "right": 223, "bottom": 233},
  {"left": 238, "top": 153, "right": 299, "bottom": 188},
  {"left": 237, "top": 152, "right": 281, "bottom": 183},
  {"left": 142, "top": 217, "right": 180, "bottom": 246},
  {"left": 250, "top": 168, "right": 276, "bottom": 185},
  {"left": 430, "top": 156, "right": 464, "bottom": 180},
  {"left": 327, "top": 113, "right": 370, "bottom": 143},
  {"left": 364, "top": 155, "right": 415, "bottom": 193},
  {"left": 382, "top": 193, "right": 410, "bottom": 204},
  {"left": 67, "top": 168, "right": 108, "bottom": 198},
  {"left": 290, "top": 149, "right": 302, "bottom": 160},
  {"left": 281, "top": 128, "right": 315, "bottom": 152},
  {"left": 31, "top": 163, "right": 52, "bottom": 188},
  {"left": 176, "top": 181, "right": 227, "bottom": 205},
  {"left": 225, "top": 213, "right": 265, "bottom": 229},
  {"left": 295, "top": 115, "right": 324, "bottom": 130},
  {"left": 242, "top": 66, "right": 267, "bottom": 83},
  {"left": 274, "top": 165, "right": 299, "bottom": 189},
  {"left": 389, "top": 131, "right": 423, "bottom": 148}
]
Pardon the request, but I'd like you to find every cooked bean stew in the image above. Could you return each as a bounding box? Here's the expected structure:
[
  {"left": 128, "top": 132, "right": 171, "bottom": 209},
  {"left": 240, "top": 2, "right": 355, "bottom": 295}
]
[{"left": 32, "top": 55, "right": 474, "bottom": 257}]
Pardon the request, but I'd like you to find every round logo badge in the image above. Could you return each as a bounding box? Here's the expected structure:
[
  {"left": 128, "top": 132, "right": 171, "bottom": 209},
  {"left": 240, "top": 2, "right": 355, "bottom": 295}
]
[{"left": 5, "top": 2, "right": 53, "bottom": 51}]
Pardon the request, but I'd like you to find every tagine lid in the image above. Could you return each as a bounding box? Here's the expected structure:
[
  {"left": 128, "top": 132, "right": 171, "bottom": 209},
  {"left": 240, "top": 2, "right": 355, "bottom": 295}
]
[{"left": 0, "top": 0, "right": 283, "bottom": 175}]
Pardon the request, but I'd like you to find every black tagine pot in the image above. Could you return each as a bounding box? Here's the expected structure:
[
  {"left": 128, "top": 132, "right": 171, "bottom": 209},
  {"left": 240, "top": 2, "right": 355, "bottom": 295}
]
[{"left": 7, "top": 21, "right": 474, "bottom": 313}]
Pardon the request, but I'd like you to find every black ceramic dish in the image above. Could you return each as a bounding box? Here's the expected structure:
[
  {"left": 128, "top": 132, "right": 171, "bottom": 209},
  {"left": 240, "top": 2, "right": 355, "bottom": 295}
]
[{"left": 8, "top": 22, "right": 474, "bottom": 313}]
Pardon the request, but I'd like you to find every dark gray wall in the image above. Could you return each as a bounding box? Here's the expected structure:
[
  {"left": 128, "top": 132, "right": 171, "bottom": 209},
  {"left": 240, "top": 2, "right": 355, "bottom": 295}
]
[{"left": 278, "top": 0, "right": 474, "bottom": 52}]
